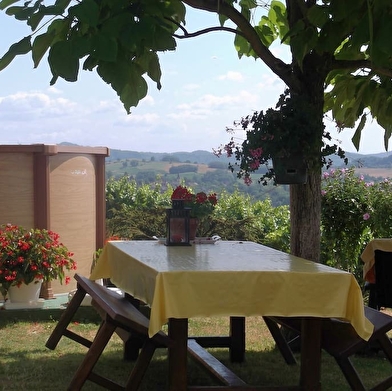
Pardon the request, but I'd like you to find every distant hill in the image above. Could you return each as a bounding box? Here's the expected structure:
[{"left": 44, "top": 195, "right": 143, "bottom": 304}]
[
  {"left": 106, "top": 149, "right": 228, "bottom": 165},
  {"left": 59, "top": 142, "right": 392, "bottom": 168},
  {"left": 107, "top": 148, "right": 392, "bottom": 168}
]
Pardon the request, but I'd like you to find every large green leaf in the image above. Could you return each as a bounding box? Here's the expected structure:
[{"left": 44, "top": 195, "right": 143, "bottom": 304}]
[
  {"left": 68, "top": 0, "right": 99, "bottom": 27},
  {"left": 383, "top": 124, "right": 392, "bottom": 150},
  {"left": 351, "top": 114, "right": 367, "bottom": 151},
  {"left": 92, "top": 34, "right": 118, "bottom": 62},
  {"left": 71, "top": 36, "right": 92, "bottom": 58},
  {"left": 290, "top": 25, "right": 318, "bottom": 66},
  {"left": 27, "top": 5, "right": 65, "bottom": 30},
  {"left": 0, "top": 36, "right": 31, "bottom": 71},
  {"left": 239, "top": 0, "right": 257, "bottom": 10},
  {"left": 82, "top": 55, "right": 98, "bottom": 71},
  {"left": 27, "top": 10, "right": 44, "bottom": 31},
  {"left": 234, "top": 33, "right": 252, "bottom": 58},
  {"left": 6, "top": 0, "right": 41, "bottom": 21},
  {"left": 330, "top": 0, "right": 364, "bottom": 22},
  {"left": 48, "top": 40, "right": 79, "bottom": 82},
  {"left": 0, "top": 0, "right": 19, "bottom": 10},
  {"left": 254, "top": 24, "right": 275, "bottom": 48},
  {"left": 101, "top": 13, "right": 132, "bottom": 37},
  {"left": 373, "top": 13, "right": 392, "bottom": 55},
  {"left": 97, "top": 60, "right": 148, "bottom": 112},
  {"left": 268, "top": 0, "right": 288, "bottom": 41},
  {"left": 54, "top": 0, "right": 72, "bottom": 10},
  {"left": 136, "top": 51, "right": 162, "bottom": 87},
  {"left": 307, "top": 4, "right": 329, "bottom": 28},
  {"left": 152, "top": 25, "right": 177, "bottom": 51},
  {"left": 120, "top": 76, "right": 148, "bottom": 111},
  {"left": 32, "top": 32, "right": 55, "bottom": 67}
]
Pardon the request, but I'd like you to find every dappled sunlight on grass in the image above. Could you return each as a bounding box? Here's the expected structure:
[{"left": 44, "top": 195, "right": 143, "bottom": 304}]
[{"left": 1, "top": 316, "right": 392, "bottom": 390}]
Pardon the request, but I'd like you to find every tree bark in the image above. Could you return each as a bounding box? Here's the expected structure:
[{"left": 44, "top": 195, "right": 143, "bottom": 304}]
[
  {"left": 288, "top": 58, "right": 326, "bottom": 263},
  {"left": 290, "top": 171, "right": 321, "bottom": 263}
]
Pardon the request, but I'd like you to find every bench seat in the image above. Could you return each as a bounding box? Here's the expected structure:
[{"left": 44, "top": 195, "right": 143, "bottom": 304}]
[
  {"left": 265, "top": 306, "right": 392, "bottom": 391},
  {"left": 46, "top": 274, "right": 173, "bottom": 391}
]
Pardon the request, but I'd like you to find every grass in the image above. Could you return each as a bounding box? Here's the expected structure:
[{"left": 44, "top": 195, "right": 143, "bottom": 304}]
[{"left": 1, "top": 314, "right": 392, "bottom": 390}]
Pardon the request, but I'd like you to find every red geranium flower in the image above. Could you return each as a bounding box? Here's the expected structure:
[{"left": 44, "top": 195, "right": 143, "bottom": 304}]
[{"left": 0, "top": 224, "right": 77, "bottom": 296}]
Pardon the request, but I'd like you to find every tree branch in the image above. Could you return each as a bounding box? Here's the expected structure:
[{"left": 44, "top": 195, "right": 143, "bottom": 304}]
[
  {"left": 331, "top": 59, "right": 392, "bottom": 78},
  {"left": 168, "top": 17, "right": 245, "bottom": 39},
  {"left": 182, "top": 0, "right": 296, "bottom": 89}
]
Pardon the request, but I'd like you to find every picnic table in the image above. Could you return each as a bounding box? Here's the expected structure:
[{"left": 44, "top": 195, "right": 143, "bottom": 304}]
[{"left": 91, "top": 240, "right": 372, "bottom": 390}]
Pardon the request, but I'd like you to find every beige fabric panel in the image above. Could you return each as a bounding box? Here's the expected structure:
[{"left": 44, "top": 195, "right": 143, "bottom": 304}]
[
  {"left": 49, "top": 154, "right": 97, "bottom": 294},
  {"left": 0, "top": 153, "right": 34, "bottom": 228}
]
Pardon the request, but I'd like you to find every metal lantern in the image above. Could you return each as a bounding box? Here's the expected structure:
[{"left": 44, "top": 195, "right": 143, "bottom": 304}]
[{"left": 166, "top": 200, "right": 191, "bottom": 246}]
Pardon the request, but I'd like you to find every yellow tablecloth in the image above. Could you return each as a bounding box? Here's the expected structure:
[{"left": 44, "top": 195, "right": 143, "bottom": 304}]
[
  {"left": 90, "top": 240, "right": 373, "bottom": 340},
  {"left": 361, "top": 239, "right": 392, "bottom": 283}
]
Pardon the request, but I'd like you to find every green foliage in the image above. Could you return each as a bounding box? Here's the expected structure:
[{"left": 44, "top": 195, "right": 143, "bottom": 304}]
[
  {"left": 367, "top": 179, "right": 392, "bottom": 238},
  {"left": 0, "top": 36, "right": 31, "bottom": 71},
  {"left": 321, "top": 168, "right": 372, "bottom": 280},
  {"left": 105, "top": 176, "right": 170, "bottom": 219},
  {"left": 214, "top": 190, "right": 290, "bottom": 250},
  {"left": 218, "top": 91, "right": 346, "bottom": 185},
  {"left": 0, "top": 0, "right": 186, "bottom": 112},
  {"left": 320, "top": 167, "right": 392, "bottom": 282},
  {"left": 0, "top": 224, "right": 77, "bottom": 294},
  {"left": 169, "top": 164, "right": 198, "bottom": 174},
  {"left": 104, "top": 178, "right": 290, "bottom": 251},
  {"left": 104, "top": 173, "right": 392, "bottom": 282}
]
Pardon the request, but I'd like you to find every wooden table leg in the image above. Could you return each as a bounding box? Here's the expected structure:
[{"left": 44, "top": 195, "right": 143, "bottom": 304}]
[
  {"left": 300, "top": 318, "right": 322, "bottom": 391},
  {"left": 122, "top": 294, "right": 143, "bottom": 360},
  {"left": 168, "top": 318, "right": 188, "bottom": 391},
  {"left": 229, "top": 316, "right": 245, "bottom": 362}
]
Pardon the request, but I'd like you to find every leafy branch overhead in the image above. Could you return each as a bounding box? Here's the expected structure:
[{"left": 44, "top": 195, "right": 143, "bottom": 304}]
[
  {"left": 1, "top": 0, "right": 392, "bottom": 148},
  {"left": 0, "top": 0, "right": 187, "bottom": 113}
]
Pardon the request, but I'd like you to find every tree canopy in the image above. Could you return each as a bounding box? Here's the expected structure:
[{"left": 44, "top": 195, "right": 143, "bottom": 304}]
[
  {"left": 1, "top": 0, "right": 392, "bottom": 148},
  {"left": 2, "top": 0, "right": 392, "bottom": 261}
]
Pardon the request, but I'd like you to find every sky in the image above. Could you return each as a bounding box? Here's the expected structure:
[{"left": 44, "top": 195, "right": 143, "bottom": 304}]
[{"left": 0, "top": 5, "right": 391, "bottom": 155}]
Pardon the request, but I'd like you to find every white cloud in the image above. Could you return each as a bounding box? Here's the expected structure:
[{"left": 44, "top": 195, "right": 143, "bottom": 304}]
[
  {"left": 47, "top": 86, "right": 63, "bottom": 95},
  {"left": 183, "top": 83, "right": 200, "bottom": 91},
  {"left": 218, "top": 71, "right": 244, "bottom": 81},
  {"left": 115, "top": 113, "right": 160, "bottom": 127},
  {"left": 191, "top": 90, "right": 258, "bottom": 108},
  {"left": 140, "top": 95, "right": 155, "bottom": 106},
  {"left": 256, "top": 73, "right": 284, "bottom": 89},
  {"left": 0, "top": 91, "right": 78, "bottom": 120}
]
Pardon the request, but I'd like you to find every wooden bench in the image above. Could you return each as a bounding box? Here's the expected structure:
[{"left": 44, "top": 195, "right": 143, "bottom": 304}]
[
  {"left": 187, "top": 339, "right": 247, "bottom": 387},
  {"left": 46, "top": 274, "right": 173, "bottom": 391},
  {"left": 265, "top": 306, "right": 392, "bottom": 391}
]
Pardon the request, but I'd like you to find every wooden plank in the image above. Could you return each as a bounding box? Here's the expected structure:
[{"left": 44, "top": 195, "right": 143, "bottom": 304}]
[
  {"left": 189, "top": 336, "right": 231, "bottom": 348},
  {"left": 187, "top": 339, "right": 247, "bottom": 387}
]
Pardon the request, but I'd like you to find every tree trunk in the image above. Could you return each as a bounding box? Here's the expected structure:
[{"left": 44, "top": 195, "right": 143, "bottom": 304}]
[
  {"left": 289, "top": 63, "right": 325, "bottom": 263},
  {"left": 290, "top": 170, "right": 321, "bottom": 262}
]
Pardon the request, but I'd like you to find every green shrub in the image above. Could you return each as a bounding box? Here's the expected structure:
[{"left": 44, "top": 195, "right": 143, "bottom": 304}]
[
  {"left": 105, "top": 179, "right": 291, "bottom": 250},
  {"left": 321, "top": 167, "right": 372, "bottom": 281}
]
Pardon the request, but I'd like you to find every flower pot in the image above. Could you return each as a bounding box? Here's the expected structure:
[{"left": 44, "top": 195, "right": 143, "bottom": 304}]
[
  {"left": 272, "top": 156, "right": 307, "bottom": 184},
  {"left": 7, "top": 280, "right": 43, "bottom": 304}
]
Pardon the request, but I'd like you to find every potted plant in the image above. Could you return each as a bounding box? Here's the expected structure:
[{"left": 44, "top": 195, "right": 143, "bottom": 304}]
[
  {"left": 215, "top": 90, "right": 345, "bottom": 185},
  {"left": 171, "top": 185, "right": 218, "bottom": 238},
  {"left": 0, "top": 223, "right": 77, "bottom": 303}
]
